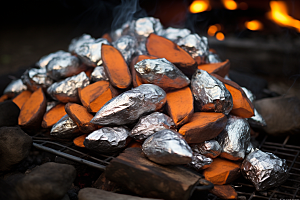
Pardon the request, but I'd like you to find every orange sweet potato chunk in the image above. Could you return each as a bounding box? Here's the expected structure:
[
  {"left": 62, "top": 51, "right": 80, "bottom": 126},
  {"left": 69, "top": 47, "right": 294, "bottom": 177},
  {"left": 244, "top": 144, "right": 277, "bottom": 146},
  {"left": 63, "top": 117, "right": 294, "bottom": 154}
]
[
  {"left": 209, "top": 185, "right": 238, "bottom": 199},
  {"left": 178, "top": 112, "right": 227, "bottom": 143},
  {"left": 88, "top": 88, "right": 113, "bottom": 113},
  {"left": 198, "top": 59, "right": 230, "bottom": 78},
  {"left": 18, "top": 88, "right": 47, "bottom": 128},
  {"left": 166, "top": 87, "right": 194, "bottom": 127},
  {"left": 65, "top": 103, "right": 98, "bottom": 133},
  {"left": 12, "top": 90, "right": 32, "bottom": 109},
  {"left": 203, "top": 158, "right": 241, "bottom": 185},
  {"left": 101, "top": 33, "right": 112, "bottom": 43},
  {"left": 146, "top": 33, "right": 197, "bottom": 76},
  {"left": 101, "top": 44, "right": 132, "bottom": 89},
  {"left": 73, "top": 134, "right": 88, "bottom": 148},
  {"left": 41, "top": 103, "right": 66, "bottom": 128}
]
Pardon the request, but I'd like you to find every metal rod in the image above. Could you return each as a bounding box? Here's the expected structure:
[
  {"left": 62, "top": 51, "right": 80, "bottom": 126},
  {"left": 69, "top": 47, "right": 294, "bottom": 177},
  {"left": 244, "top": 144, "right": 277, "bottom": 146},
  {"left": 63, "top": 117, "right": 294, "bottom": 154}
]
[{"left": 33, "top": 142, "right": 106, "bottom": 171}]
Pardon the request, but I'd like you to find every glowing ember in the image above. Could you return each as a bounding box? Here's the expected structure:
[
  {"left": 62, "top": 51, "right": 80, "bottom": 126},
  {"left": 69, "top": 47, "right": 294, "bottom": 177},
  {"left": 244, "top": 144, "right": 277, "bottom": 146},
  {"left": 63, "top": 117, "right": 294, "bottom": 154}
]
[
  {"left": 268, "top": 1, "right": 300, "bottom": 32},
  {"left": 245, "top": 20, "right": 263, "bottom": 31},
  {"left": 216, "top": 32, "right": 225, "bottom": 41},
  {"left": 239, "top": 2, "right": 248, "bottom": 10},
  {"left": 207, "top": 24, "right": 221, "bottom": 36},
  {"left": 222, "top": 0, "right": 238, "bottom": 10},
  {"left": 189, "top": 0, "right": 210, "bottom": 13}
]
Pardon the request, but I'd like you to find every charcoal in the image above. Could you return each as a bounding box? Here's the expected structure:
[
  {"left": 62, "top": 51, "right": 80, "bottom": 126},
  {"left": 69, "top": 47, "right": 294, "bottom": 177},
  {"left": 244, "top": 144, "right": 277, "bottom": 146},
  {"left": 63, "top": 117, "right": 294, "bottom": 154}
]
[{"left": 0, "top": 100, "right": 20, "bottom": 127}]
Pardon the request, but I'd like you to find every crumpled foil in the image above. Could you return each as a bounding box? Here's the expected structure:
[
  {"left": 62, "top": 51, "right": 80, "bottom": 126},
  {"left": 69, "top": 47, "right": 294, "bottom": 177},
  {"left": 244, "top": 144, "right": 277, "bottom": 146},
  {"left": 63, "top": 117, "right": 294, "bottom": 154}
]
[
  {"left": 217, "top": 115, "right": 251, "bottom": 160},
  {"left": 47, "top": 71, "right": 90, "bottom": 103},
  {"left": 246, "top": 142, "right": 255, "bottom": 154},
  {"left": 46, "top": 101, "right": 59, "bottom": 112},
  {"left": 134, "top": 58, "right": 190, "bottom": 91},
  {"left": 74, "top": 38, "right": 110, "bottom": 67},
  {"left": 3, "top": 79, "right": 27, "bottom": 95},
  {"left": 188, "top": 152, "right": 213, "bottom": 171},
  {"left": 21, "top": 68, "right": 54, "bottom": 91},
  {"left": 84, "top": 126, "right": 130, "bottom": 153},
  {"left": 130, "top": 112, "right": 175, "bottom": 141},
  {"left": 111, "top": 21, "right": 133, "bottom": 42},
  {"left": 190, "top": 140, "right": 222, "bottom": 158},
  {"left": 90, "top": 66, "right": 109, "bottom": 83},
  {"left": 161, "top": 27, "right": 191, "bottom": 42},
  {"left": 36, "top": 50, "right": 71, "bottom": 69},
  {"left": 46, "top": 54, "right": 83, "bottom": 81},
  {"left": 113, "top": 35, "right": 139, "bottom": 64},
  {"left": 134, "top": 17, "right": 164, "bottom": 41},
  {"left": 241, "top": 149, "right": 289, "bottom": 191},
  {"left": 142, "top": 129, "right": 193, "bottom": 165},
  {"left": 68, "top": 34, "right": 95, "bottom": 53},
  {"left": 207, "top": 51, "right": 222, "bottom": 63},
  {"left": 177, "top": 34, "right": 209, "bottom": 61},
  {"left": 241, "top": 87, "right": 255, "bottom": 102},
  {"left": 91, "top": 84, "right": 166, "bottom": 126},
  {"left": 191, "top": 69, "right": 233, "bottom": 115},
  {"left": 50, "top": 114, "right": 81, "bottom": 139}
]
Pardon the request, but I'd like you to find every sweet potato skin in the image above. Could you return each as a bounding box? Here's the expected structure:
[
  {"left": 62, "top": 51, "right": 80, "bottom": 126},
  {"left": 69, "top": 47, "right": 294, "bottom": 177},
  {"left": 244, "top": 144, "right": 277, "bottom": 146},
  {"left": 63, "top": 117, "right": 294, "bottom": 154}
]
[
  {"left": 198, "top": 59, "right": 230, "bottom": 78},
  {"left": 209, "top": 185, "right": 238, "bottom": 199}
]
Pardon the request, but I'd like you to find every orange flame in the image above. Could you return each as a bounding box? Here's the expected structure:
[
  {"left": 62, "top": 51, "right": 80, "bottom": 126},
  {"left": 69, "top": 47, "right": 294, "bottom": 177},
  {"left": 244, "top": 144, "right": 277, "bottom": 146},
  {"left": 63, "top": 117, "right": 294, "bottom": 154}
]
[
  {"left": 216, "top": 32, "right": 225, "bottom": 41},
  {"left": 268, "top": 1, "right": 300, "bottom": 32},
  {"left": 245, "top": 20, "right": 263, "bottom": 31},
  {"left": 222, "top": 0, "right": 238, "bottom": 10},
  {"left": 189, "top": 0, "right": 210, "bottom": 13},
  {"left": 207, "top": 24, "right": 221, "bottom": 36}
]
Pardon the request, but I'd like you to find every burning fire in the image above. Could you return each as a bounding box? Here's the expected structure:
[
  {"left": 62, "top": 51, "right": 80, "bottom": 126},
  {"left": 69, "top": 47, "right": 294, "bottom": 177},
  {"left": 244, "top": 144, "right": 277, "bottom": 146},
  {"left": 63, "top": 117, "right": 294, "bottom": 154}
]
[
  {"left": 268, "top": 1, "right": 300, "bottom": 32},
  {"left": 207, "top": 24, "right": 221, "bottom": 36},
  {"left": 222, "top": 0, "right": 238, "bottom": 10},
  {"left": 216, "top": 32, "right": 225, "bottom": 41},
  {"left": 189, "top": 0, "right": 210, "bottom": 13},
  {"left": 245, "top": 20, "right": 263, "bottom": 31}
]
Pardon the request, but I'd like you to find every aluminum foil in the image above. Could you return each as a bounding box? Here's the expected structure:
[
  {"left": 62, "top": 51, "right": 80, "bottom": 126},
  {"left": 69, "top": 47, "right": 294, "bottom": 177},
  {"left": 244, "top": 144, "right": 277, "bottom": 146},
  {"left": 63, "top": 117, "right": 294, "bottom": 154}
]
[
  {"left": 50, "top": 114, "right": 81, "bottom": 139},
  {"left": 46, "top": 101, "right": 59, "bottom": 112},
  {"left": 47, "top": 72, "right": 90, "bottom": 103},
  {"left": 161, "top": 27, "right": 191, "bottom": 42},
  {"left": 21, "top": 68, "right": 54, "bottom": 91},
  {"left": 241, "top": 87, "right": 255, "bottom": 102},
  {"left": 74, "top": 38, "right": 110, "bottom": 67},
  {"left": 217, "top": 115, "right": 251, "bottom": 161},
  {"left": 46, "top": 54, "right": 84, "bottom": 81},
  {"left": 110, "top": 21, "right": 133, "bottom": 42},
  {"left": 130, "top": 112, "right": 175, "bottom": 141},
  {"left": 68, "top": 34, "right": 95, "bottom": 53},
  {"left": 134, "top": 17, "right": 163, "bottom": 41},
  {"left": 190, "top": 140, "right": 222, "bottom": 158},
  {"left": 90, "top": 66, "right": 109, "bottom": 83},
  {"left": 91, "top": 84, "right": 166, "bottom": 126},
  {"left": 142, "top": 129, "right": 193, "bottom": 165},
  {"left": 188, "top": 152, "right": 213, "bottom": 171},
  {"left": 113, "top": 35, "right": 138, "bottom": 64},
  {"left": 177, "top": 34, "right": 209, "bottom": 61},
  {"left": 191, "top": 69, "right": 233, "bottom": 115},
  {"left": 36, "top": 50, "right": 71, "bottom": 69},
  {"left": 3, "top": 79, "right": 27, "bottom": 95},
  {"left": 84, "top": 126, "right": 130, "bottom": 153},
  {"left": 246, "top": 142, "right": 255, "bottom": 155},
  {"left": 241, "top": 149, "right": 289, "bottom": 191},
  {"left": 134, "top": 58, "right": 190, "bottom": 91},
  {"left": 207, "top": 51, "right": 222, "bottom": 63}
]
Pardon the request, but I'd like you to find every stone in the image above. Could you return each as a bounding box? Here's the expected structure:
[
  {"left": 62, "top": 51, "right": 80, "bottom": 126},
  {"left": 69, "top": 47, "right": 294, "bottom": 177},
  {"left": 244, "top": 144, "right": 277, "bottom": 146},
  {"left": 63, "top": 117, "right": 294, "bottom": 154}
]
[
  {"left": 0, "top": 126, "right": 32, "bottom": 171},
  {"left": 0, "top": 101, "right": 20, "bottom": 127},
  {"left": 254, "top": 95, "right": 300, "bottom": 135},
  {"left": 0, "top": 179, "right": 21, "bottom": 200}
]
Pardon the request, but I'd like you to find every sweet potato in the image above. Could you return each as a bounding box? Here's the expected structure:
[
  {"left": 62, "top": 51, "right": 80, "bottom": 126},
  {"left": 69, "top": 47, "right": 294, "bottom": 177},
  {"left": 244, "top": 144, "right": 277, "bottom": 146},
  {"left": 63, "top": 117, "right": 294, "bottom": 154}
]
[
  {"left": 178, "top": 112, "right": 227, "bottom": 144},
  {"left": 212, "top": 74, "right": 254, "bottom": 118},
  {"left": 65, "top": 103, "right": 98, "bottom": 133},
  {"left": 203, "top": 158, "right": 241, "bottom": 185},
  {"left": 209, "top": 185, "right": 237, "bottom": 199},
  {"left": 101, "top": 44, "right": 132, "bottom": 89},
  {"left": 18, "top": 88, "right": 47, "bottom": 128},
  {"left": 73, "top": 134, "right": 88, "bottom": 148},
  {"left": 146, "top": 33, "right": 197, "bottom": 76},
  {"left": 198, "top": 59, "right": 230, "bottom": 78},
  {"left": 127, "top": 140, "right": 142, "bottom": 148},
  {"left": 165, "top": 87, "right": 194, "bottom": 127},
  {"left": 84, "top": 67, "right": 94, "bottom": 78},
  {"left": 12, "top": 90, "right": 32, "bottom": 109},
  {"left": 88, "top": 88, "right": 114, "bottom": 113},
  {"left": 101, "top": 33, "right": 112, "bottom": 43},
  {"left": 0, "top": 93, "right": 11, "bottom": 102},
  {"left": 41, "top": 103, "right": 66, "bottom": 128}
]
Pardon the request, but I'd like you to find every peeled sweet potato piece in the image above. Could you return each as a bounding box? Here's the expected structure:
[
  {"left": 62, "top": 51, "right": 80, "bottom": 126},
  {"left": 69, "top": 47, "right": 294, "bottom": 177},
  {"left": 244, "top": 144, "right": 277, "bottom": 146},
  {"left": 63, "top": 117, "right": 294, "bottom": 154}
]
[
  {"left": 101, "top": 33, "right": 112, "bottom": 43},
  {"left": 198, "top": 59, "right": 230, "bottom": 78},
  {"left": 65, "top": 103, "right": 98, "bottom": 133},
  {"left": 203, "top": 158, "right": 241, "bottom": 185},
  {"left": 41, "top": 103, "right": 66, "bottom": 128},
  {"left": 73, "top": 134, "right": 88, "bottom": 148},
  {"left": 146, "top": 33, "right": 197, "bottom": 76},
  {"left": 18, "top": 88, "right": 47, "bottom": 128},
  {"left": 88, "top": 88, "right": 114, "bottom": 113},
  {"left": 101, "top": 44, "right": 132, "bottom": 89},
  {"left": 209, "top": 185, "right": 238, "bottom": 199},
  {"left": 178, "top": 112, "right": 227, "bottom": 144},
  {"left": 12, "top": 90, "right": 32, "bottom": 109},
  {"left": 84, "top": 67, "right": 94, "bottom": 78},
  {"left": 212, "top": 74, "right": 254, "bottom": 118},
  {"left": 0, "top": 93, "right": 12, "bottom": 102},
  {"left": 166, "top": 87, "right": 194, "bottom": 127}
]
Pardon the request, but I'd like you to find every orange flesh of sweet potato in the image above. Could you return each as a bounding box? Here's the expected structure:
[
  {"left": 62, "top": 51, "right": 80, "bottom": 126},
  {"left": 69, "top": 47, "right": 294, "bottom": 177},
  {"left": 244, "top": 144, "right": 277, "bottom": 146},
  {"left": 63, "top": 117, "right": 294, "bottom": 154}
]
[
  {"left": 203, "top": 158, "right": 241, "bottom": 185},
  {"left": 101, "top": 44, "right": 132, "bottom": 89},
  {"left": 101, "top": 33, "right": 112, "bottom": 43},
  {"left": 12, "top": 90, "right": 32, "bottom": 109},
  {"left": 0, "top": 93, "right": 12, "bottom": 102},
  {"left": 88, "top": 87, "right": 113, "bottom": 113},
  {"left": 166, "top": 87, "right": 194, "bottom": 127},
  {"left": 41, "top": 103, "right": 66, "bottom": 128},
  {"left": 73, "top": 134, "right": 88, "bottom": 148},
  {"left": 65, "top": 103, "right": 98, "bottom": 133},
  {"left": 209, "top": 185, "right": 238, "bottom": 199},
  {"left": 198, "top": 59, "right": 230, "bottom": 78},
  {"left": 85, "top": 67, "right": 94, "bottom": 78},
  {"left": 78, "top": 81, "right": 110, "bottom": 108},
  {"left": 18, "top": 88, "right": 46, "bottom": 128},
  {"left": 178, "top": 112, "right": 227, "bottom": 144},
  {"left": 146, "top": 33, "right": 197, "bottom": 76}
]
